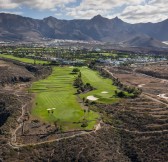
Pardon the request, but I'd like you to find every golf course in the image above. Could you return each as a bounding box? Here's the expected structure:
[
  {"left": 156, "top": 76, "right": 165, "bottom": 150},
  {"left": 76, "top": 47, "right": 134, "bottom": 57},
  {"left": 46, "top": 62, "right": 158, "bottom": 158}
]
[
  {"left": 30, "top": 66, "right": 119, "bottom": 131},
  {"left": 0, "top": 54, "right": 48, "bottom": 64},
  {"left": 79, "top": 67, "right": 119, "bottom": 103}
]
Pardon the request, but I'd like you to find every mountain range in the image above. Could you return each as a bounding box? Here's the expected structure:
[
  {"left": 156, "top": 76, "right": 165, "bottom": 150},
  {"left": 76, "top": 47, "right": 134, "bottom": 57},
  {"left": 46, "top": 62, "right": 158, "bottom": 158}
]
[{"left": 0, "top": 13, "right": 168, "bottom": 48}]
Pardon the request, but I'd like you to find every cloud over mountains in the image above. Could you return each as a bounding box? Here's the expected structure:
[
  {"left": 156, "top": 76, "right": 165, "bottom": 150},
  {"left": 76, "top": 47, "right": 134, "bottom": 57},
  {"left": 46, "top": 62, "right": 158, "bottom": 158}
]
[{"left": 0, "top": 0, "right": 167, "bottom": 23}]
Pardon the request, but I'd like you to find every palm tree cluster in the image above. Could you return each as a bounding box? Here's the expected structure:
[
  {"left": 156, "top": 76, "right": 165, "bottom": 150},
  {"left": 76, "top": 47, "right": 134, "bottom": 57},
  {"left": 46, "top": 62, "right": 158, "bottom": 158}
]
[
  {"left": 113, "top": 78, "right": 142, "bottom": 98},
  {"left": 73, "top": 70, "right": 95, "bottom": 94}
]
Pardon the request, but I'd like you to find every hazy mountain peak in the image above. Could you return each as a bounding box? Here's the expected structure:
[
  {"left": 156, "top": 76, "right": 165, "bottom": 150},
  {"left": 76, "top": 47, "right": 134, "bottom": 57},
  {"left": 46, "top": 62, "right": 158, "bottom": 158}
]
[
  {"left": 114, "top": 16, "right": 119, "bottom": 20},
  {"left": 91, "top": 14, "right": 108, "bottom": 21},
  {"left": 123, "top": 35, "right": 168, "bottom": 48},
  {"left": 111, "top": 16, "right": 123, "bottom": 23},
  {"left": 43, "top": 16, "right": 57, "bottom": 20}
]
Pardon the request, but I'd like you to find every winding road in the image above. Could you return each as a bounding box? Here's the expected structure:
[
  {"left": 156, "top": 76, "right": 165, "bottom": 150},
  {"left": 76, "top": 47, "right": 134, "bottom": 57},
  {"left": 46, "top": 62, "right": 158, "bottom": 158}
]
[{"left": 9, "top": 121, "right": 102, "bottom": 148}]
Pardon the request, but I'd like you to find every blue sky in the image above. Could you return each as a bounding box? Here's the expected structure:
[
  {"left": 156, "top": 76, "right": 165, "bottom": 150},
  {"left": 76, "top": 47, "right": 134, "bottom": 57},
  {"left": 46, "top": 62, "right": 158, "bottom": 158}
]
[{"left": 0, "top": 0, "right": 167, "bottom": 23}]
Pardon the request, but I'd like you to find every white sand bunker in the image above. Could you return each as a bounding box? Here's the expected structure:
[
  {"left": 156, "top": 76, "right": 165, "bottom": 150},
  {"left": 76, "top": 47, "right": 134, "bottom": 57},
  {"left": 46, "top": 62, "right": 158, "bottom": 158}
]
[
  {"left": 101, "top": 91, "right": 109, "bottom": 94},
  {"left": 87, "top": 96, "right": 99, "bottom": 101},
  {"left": 138, "top": 84, "right": 145, "bottom": 88},
  {"left": 157, "top": 94, "right": 168, "bottom": 100}
]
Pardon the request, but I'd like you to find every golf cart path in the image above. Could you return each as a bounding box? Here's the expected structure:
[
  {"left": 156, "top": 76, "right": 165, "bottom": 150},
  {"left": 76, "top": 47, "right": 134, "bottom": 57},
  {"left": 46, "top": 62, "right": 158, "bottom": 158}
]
[
  {"left": 9, "top": 120, "right": 102, "bottom": 149},
  {"left": 11, "top": 103, "right": 28, "bottom": 143},
  {"left": 9, "top": 83, "right": 102, "bottom": 149}
]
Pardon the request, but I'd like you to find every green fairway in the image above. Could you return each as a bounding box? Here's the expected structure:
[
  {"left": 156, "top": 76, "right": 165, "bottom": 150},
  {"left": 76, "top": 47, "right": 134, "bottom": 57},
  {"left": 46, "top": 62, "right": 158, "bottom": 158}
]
[
  {"left": 30, "top": 67, "right": 99, "bottom": 131},
  {"left": 0, "top": 54, "right": 48, "bottom": 64},
  {"left": 79, "top": 67, "right": 119, "bottom": 103}
]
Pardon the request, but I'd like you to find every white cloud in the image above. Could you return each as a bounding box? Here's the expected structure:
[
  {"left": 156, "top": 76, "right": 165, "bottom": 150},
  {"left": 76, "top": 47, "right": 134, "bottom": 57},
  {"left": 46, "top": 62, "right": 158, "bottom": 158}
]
[
  {"left": 0, "top": 0, "right": 167, "bottom": 23},
  {"left": 66, "top": 0, "right": 144, "bottom": 19},
  {"left": 0, "top": 0, "right": 76, "bottom": 10},
  {"left": 0, "top": 11, "right": 23, "bottom": 15},
  {"left": 66, "top": 0, "right": 167, "bottom": 23},
  {"left": 0, "top": 0, "right": 19, "bottom": 9},
  {"left": 120, "top": 0, "right": 168, "bottom": 23}
]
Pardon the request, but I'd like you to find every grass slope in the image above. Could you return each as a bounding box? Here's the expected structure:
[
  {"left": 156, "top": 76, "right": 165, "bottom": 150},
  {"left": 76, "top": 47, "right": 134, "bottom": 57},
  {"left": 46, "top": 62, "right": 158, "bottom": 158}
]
[
  {"left": 79, "top": 67, "right": 119, "bottom": 103},
  {"left": 0, "top": 54, "right": 48, "bottom": 64},
  {"left": 30, "top": 67, "right": 99, "bottom": 131}
]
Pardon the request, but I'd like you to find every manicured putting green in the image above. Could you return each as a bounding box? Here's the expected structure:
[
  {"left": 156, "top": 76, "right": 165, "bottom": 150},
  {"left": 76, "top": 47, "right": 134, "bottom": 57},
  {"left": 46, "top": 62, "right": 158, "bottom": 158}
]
[
  {"left": 30, "top": 67, "right": 99, "bottom": 131},
  {"left": 79, "top": 67, "right": 119, "bottom": 103},
  {"left": 0, "top": 54, "right": 48, "bottom": 64}
]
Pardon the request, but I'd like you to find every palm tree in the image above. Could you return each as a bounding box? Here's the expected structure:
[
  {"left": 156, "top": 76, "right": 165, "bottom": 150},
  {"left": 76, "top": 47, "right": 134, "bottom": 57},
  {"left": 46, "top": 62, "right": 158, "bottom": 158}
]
[{"left": 82, "top": 97, "right": 85, "bottom": 103}]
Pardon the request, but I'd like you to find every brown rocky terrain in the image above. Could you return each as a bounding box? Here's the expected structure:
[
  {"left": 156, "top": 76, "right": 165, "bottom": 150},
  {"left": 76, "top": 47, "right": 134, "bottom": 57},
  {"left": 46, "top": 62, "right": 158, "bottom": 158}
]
[
  {"left": 0, "top": 60, "right": 51, "bottom": 149},
  {"left": 101, "top": 64, "right": 168, "bottom": 161},
  {"left": 93, "top": 96, "right": 168, "bottom": 162},
  {"left": 0, "top": 60, "right": 34, "bottom": 86},
  {"left": 135, "top": 62, "right": 168, "bottom": 79}
]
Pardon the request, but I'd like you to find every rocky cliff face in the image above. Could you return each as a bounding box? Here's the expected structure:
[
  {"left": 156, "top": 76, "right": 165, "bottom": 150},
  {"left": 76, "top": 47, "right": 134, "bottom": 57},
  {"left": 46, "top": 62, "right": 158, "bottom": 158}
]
[
  {"left": 0, "top": 60, "right": 34, "bottom": 86},
  {"left": 0, "top": 59, "right": 52, "bottom": 86}
]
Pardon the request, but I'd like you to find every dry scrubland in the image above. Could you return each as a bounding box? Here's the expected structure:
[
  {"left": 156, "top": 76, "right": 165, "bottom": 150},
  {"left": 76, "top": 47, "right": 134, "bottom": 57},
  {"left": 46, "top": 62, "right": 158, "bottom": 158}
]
[
  {"left": 136, "top": 62, "right": 168, "bottom": 79},
  {"left": 108, "top": 65, "right": 168, "bottom": 96},
  {"left": 103, "top": 64, "right": 168, "bottom": 161}
]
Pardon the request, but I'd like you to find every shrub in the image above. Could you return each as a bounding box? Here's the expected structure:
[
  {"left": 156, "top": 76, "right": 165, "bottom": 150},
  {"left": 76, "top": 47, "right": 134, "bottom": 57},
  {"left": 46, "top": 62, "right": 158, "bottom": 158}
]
[
  {"left": 72, "top": 68, "right": 80, "bottom": 73},
  {"left": 116, "top": 91, "right": 126, "bottom": 98},
  {"left": 81, "top": 119, "right": 88, "bottom": 127}
]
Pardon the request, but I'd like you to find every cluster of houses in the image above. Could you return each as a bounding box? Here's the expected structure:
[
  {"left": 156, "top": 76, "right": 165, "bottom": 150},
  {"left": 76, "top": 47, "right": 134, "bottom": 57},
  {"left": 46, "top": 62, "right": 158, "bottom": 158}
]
[
  {"left": 97, "top": 56, "right": 167, "bottom": 66},
  {"left": 49, "top": 57, "right": 84, "bottom": 65}
]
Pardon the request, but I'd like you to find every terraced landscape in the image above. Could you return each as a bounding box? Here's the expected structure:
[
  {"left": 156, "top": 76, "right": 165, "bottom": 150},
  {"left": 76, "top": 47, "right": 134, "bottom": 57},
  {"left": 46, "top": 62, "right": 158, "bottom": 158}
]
[
  {"left": 124, "top": 97, "right": 168, "bottom": 162},
  {"left": 94, "top": 95, "right": 168, "bottom": 162},
  {"left": 104, "top": 65, "right": 168, "bottom": 161}
]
